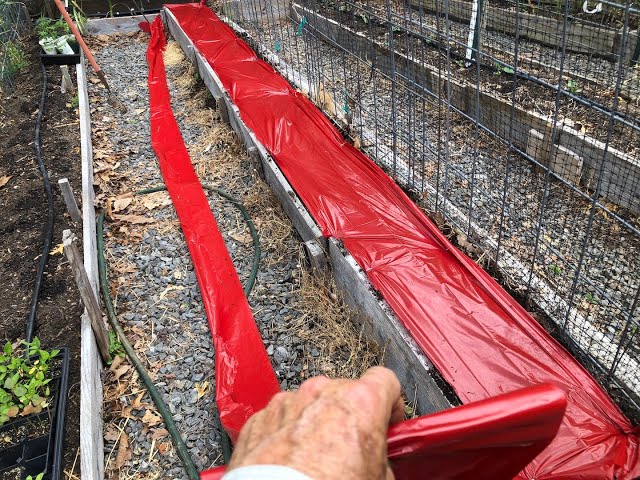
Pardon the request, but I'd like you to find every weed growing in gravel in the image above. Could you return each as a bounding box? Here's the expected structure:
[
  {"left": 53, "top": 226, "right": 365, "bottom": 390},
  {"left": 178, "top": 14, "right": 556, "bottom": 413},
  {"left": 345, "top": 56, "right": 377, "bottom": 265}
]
[
  {"left": 584, "top": 292, "right": 599, "bottom": 305},
  {"left": 548, "top": 263, "right": 563, "bottom": 275},
  {"left": 108, "top": 331, "right": 125, "bottom": 364},
  {"left": 566, "top": 79, "right": 582, "bottom": 95},
  {"left": 0, "top": 338, "right": 59, "bottom": 426}
]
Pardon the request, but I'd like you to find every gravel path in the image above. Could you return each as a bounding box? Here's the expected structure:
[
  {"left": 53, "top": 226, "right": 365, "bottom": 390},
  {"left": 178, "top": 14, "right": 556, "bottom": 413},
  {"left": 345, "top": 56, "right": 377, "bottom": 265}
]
[{"left": 88, "top": 32, "right": 377, "bottom": 479}]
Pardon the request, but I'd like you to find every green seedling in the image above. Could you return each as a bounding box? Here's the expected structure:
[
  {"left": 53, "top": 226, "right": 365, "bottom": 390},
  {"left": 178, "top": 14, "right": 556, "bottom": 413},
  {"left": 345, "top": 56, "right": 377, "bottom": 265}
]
[
  {"left": 34, "top": 16, "right": 70, "bottom": 40},
  {"left": 495, "top": 62, "right": 515, "bottom": 75},
  {"left": 0, "top": 338, "right": 59, "bottom": 426},
  {"left": 69, "top": 0, "right": 88, "bottom": 35},
  {"left": 108, "top": 331, "right": 125, "bottom": 364},
  {"left": 4, "top": 41, "right": 28, "bottom": 75},
  {"left": 566, "top": 79, "right": 582, "bottom": 94},
  {"left": 26, "top": 474, "right": 45, "bottom": 480},
  {"left": 548, "top": 263, "right": 562, "bottom": 275},
  {"left": 584, "top": 292, "right": 599, "bottom": 304}
]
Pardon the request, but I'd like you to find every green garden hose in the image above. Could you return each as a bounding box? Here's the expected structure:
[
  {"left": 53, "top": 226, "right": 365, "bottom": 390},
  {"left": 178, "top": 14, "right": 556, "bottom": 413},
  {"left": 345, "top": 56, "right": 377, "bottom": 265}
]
[
  {"left": 97, "top": 185, "right": 260, "bottom": 475},
  {"left": 134, "top": 184, "right": 261, "bottom": 297}
]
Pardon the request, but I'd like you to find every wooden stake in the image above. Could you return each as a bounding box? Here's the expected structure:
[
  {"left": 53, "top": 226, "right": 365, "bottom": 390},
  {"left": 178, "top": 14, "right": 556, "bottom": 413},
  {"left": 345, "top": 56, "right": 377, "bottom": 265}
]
[
  {"left": 58, "top": 178, "right": 83, "bottom": 223},
  {"left": 60, "top": 66, "right": 74, "bottom": 94},
  {"left": 62, "top": 229, "right": 111, "bottom": 363}
]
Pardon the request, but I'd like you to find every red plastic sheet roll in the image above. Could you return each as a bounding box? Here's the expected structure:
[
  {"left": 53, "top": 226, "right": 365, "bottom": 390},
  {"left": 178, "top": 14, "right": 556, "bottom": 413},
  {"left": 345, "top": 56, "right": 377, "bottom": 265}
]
[
  {"left": 164, "top": 5, "right": 640, "bottom": 478},
  {"left": 200, "top": 383, "right": 567, "bottom": 480},
  {"left": 146, "top": 16, "right": 279, "bottom": 441}
]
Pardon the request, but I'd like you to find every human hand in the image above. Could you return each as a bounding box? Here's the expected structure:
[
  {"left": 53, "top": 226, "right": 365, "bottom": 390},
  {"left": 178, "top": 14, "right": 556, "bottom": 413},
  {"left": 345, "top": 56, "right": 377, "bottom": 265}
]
[{"left": 227, "top": 366, "right": 404, "bottom": 480}]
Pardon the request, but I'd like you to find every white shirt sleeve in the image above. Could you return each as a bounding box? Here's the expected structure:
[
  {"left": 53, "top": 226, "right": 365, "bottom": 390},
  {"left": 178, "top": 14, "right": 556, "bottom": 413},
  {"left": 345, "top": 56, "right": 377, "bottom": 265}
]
[{"left": 221, "top": 465, "right": 313, "bottom": 480}]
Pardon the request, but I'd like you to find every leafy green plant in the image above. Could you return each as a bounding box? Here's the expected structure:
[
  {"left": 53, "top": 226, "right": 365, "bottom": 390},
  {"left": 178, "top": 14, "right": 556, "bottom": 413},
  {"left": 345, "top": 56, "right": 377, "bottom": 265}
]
[
  {"left": 495, "top": 62, "right": 514, "bottom": 75},
  {"left": 69, "top": 0, "right": 87, "bottom": 35},
  {"left": 34, "top": 16, "right": 70, "bottom": 40},
  {"left": 4, "top": 40, "right": 28, "bottom": 75},
  {"left": 69, "top": 94, "right": 79, "bottom": 109},
  {"left": 566, "top": 79, "right": 582, "bottom": 94},
  {"left": 0, "top": 338, "right": 59, "bottom": 426},
  {"left": 548, "top": 263, "right": 563, "bottom": 275},
  {"left": 108, "top": 331, "right": 125, "bottom": 363},
  {"left": 584, "top": 292, "right": 599, "bottom": 304},
  {"left": 26, "top": 473, "right": 44, "bottom": 480}
]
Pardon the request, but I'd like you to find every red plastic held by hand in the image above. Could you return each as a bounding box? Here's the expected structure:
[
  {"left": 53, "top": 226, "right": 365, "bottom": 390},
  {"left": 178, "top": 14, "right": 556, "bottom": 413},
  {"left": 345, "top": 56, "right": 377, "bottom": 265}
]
[{"left": 199, "top": 384, "right": 567, "bottom": 480}]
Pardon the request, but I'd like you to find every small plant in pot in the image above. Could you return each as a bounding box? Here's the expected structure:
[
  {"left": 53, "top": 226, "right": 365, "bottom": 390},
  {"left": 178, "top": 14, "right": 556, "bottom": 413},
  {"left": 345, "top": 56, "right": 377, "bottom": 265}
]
[
  {"left": 35, "top": 16, "right": 82, "bottom": 70},
  {"left": 0, "top": 339, "right": 67, "bottom": 479},
  {"left": 35, "top": 17, "right": 72, "bottom": 55},
  {"left": 0, "top": 339, "right": 59, "bottom": 426}
]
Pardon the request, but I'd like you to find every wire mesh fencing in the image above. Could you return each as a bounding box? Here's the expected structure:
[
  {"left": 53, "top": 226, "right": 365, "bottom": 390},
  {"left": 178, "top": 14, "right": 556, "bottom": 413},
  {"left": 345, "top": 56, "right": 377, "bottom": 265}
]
[
  {"left": 219, "top": 0, "right": 640, "bottom": 419},
  {"left": 0, "top": 1, "right": 29, "bottom": 92}
]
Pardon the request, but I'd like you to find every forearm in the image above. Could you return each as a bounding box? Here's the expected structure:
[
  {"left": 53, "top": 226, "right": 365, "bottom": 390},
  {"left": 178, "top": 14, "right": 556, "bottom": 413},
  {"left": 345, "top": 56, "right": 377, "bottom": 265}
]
[{"left": 222, "top": 465, "right": 312, "bottom": 480}]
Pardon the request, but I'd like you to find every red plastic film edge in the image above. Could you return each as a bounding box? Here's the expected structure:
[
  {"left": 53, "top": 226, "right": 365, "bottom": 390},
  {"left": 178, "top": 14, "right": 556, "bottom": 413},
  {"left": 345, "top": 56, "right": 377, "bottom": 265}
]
[{"left": 146, "top": 16, "right": 279, "bottom": 441}]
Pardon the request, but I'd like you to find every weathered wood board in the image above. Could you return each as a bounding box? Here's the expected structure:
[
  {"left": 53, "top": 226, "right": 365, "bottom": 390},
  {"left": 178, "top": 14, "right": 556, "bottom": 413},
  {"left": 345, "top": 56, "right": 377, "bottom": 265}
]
[
  {"left": 409, "top": 0, "right": 638, "bottom": 62},
  {"left": 76, "top": 58, "right": 105, "bottom": 480}
]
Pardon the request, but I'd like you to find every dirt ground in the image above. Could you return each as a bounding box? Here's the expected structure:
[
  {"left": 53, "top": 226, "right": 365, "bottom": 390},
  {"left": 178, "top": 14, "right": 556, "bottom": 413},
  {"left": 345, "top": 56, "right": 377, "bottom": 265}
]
[{"left": 0, "top": 39, "right": 83, "bottom": 477}]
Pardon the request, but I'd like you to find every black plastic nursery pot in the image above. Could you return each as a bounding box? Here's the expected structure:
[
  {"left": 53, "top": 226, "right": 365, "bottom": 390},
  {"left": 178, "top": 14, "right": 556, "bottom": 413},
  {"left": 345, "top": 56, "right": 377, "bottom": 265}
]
[
  {"left": 0, "top": 348, "right": 70, "bottom": 480},
  {"left": 39, "top": 42, "right": 80, "bottom": 66}
]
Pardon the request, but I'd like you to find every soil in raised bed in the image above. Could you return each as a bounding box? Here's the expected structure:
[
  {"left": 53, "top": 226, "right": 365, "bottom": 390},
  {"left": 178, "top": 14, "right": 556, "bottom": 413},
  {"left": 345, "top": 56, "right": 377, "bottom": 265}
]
[
  {"left": 0, "top": 38, "right": 83, "bottom": 477},
  {"left": 305, "top": 0, "right": 640, "bottom": 157}
]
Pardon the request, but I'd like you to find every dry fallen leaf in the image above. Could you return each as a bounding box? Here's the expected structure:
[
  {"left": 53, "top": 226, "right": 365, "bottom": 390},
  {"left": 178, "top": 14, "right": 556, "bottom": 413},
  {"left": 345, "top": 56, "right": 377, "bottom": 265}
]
[
  {"left": 142, "top": 192, "right": 172, "bottom": 210},
  {"left": 131, "top": 392, "right": 146, "bottom": 409},
  {"left": 110, "top": 355, "right": 125, "bottom": 371},
  {"left": 229, "top": 231, "right": 252, "bottom": 244},
  {"left": 94, "top": 149, "right": 113, "bottom": 160},
  {"left": 115, "top": 431, "right": 131, "bottom": 468},
  {"left": 141, "top": 409, "right": 163, "bottom": 427},
  {"left": 156, "top": 441, "right": 171, "bottom": 456},
  {"left": 113, "top": 214, "right": 155, "bottom": 225},
  {"left": 112, "top": 364, "right": 131, "bottom": 381},
  {"left": 112, "top": 195, "right": 133, "bottom": 212},
  {"left": 0, "top": 175, "right": 11, "bottom": 187},
  {"left": 159, "top": 285, "right": 185, "bottom": 300},
  {"left": 151, "top": 428, "right": 169, "bottom": 440},
  {"left": 104, "top": 424, "right": 120, "bottom": 442},
  {"left": 195, "top": 381, "right": 210, "bottom": 400},
  {"left": 49, "top": 243, "right": 64, "bottom": 256}
]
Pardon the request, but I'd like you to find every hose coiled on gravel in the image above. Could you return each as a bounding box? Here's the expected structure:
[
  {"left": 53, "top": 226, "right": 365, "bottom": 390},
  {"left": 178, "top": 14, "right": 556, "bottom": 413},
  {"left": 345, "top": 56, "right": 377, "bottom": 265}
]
[
  {"left": 98, "top": 211, "right": 201, "bottom": 480},
  {"left": 97, "top": 184, "right": 260, "bottom": 474},
  {"left": 135, "top": 184, "right": 261, "bottom": 297},
  {"left": 26, "top": 63, "right": 55, "bottom": 345}
]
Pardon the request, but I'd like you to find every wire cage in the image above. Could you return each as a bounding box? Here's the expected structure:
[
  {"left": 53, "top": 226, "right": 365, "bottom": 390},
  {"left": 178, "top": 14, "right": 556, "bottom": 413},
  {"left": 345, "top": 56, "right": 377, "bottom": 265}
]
[
  {"left": 0, "top": 1, "right": 29, "bottom": 92},
  {"left": 219, "top": 0, "right": 639, "bottom": 419}
]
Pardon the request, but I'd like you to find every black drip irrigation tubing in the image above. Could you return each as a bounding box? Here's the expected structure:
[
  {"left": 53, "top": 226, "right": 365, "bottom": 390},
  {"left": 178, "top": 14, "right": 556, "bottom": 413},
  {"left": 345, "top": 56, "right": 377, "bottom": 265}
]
[
  {"left": 25, "top": 63, "right": 55, "bottom": 346},
  {"left": 98, "top": 184, "right": 258, "bottom": 474}
]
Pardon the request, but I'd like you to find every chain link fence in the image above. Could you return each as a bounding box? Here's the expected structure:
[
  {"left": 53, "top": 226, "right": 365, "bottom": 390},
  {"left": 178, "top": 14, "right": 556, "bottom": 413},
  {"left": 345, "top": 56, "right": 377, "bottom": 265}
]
[
  {"left": 220, "top": 0, "right": 640, "bottom": 420},
  {"left": 0, "top": 1, "right": 29, "bottom": 92}
]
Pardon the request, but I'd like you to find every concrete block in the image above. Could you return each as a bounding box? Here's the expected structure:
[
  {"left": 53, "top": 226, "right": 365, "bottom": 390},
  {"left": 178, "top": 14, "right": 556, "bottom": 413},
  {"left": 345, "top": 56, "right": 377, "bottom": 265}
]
[{"left": 550, "top": 144, "right": 583, "bottom": 185}]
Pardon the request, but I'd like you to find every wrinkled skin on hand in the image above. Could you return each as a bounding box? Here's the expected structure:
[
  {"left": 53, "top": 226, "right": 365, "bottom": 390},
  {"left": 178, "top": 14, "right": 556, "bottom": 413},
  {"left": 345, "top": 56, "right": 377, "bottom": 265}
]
[{"left": 228, "top": 367, "right": 405, "bottom": 480}]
